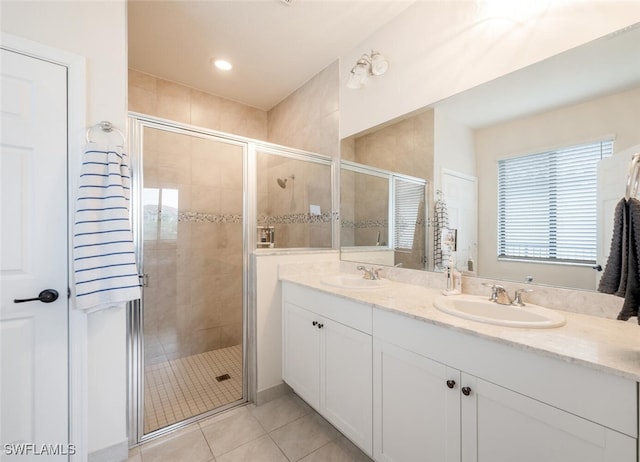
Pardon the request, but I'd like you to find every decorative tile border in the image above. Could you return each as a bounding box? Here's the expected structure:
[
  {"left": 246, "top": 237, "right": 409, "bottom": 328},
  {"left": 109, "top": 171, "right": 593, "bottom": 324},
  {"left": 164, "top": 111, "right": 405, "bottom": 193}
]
[
  {"left": 152, "top": 210, "right": 340, "bottom": 226},
  {"left": 341, "top": 219, "right": 388, "bottom": 229},
  {"left": 178, "top": 211, "right": 242, "bottom": 224},
  {"left": 341, "top": 217, "right": 426, "bottom": 229},
  {"left": 258, "top": 211, "right": 334, "bottom": 225}
]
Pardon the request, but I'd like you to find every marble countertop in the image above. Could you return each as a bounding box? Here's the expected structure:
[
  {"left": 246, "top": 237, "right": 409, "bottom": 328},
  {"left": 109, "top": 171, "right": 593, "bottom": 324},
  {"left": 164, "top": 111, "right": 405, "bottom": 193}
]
[{"left": 280, "top": 269, "right": 640, "bottom": 383}]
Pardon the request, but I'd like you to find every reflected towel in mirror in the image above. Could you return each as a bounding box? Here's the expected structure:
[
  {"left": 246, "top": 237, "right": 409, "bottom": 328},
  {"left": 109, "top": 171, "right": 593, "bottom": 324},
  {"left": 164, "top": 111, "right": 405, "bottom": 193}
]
[{"left": 598, "top": 198, "right": 640, "bottom": 322}]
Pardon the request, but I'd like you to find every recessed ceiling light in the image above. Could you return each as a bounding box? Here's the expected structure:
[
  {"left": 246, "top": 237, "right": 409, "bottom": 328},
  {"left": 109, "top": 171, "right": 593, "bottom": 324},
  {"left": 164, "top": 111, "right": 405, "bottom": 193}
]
[{"left": 213, "top": 59, "right": 232, "bottom": 71}]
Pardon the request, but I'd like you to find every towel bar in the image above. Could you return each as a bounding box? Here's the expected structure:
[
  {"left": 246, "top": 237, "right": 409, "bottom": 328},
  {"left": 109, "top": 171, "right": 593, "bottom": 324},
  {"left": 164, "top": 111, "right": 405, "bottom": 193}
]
[{"left": 86, "top": 120, "right": 125, "bottom": 147}]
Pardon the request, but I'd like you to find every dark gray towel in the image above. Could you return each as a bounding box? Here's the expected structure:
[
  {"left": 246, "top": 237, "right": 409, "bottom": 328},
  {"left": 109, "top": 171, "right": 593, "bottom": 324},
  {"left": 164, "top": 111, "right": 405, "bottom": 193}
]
[
  {"left": 598, "top": 198, "right": 627, "bottom": 296},
  {"left": 600, "top": 198, "right": 640, "bottom": 321},
  {"left": 617, "top": 198, "right": 640, "bottom": 321}
]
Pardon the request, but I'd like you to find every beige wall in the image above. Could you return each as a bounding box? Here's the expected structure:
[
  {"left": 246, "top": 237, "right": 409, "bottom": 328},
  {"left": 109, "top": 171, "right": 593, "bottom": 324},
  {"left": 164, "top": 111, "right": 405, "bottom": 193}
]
[
  {"left": 352, "top": 109, "right": 434, "bottom": 180},
  {"left": 268, "top": 60, "right": 340, "bottom": 158},
  {"left": 129, "top": 69, "right": 268, "bottom": 140},
  {"left": 475, "top": 86, "right": 640, "bottom": 290}
]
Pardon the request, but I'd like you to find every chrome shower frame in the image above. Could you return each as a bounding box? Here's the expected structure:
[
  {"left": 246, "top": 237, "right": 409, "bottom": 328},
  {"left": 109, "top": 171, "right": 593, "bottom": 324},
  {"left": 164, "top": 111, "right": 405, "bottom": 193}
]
[
  {"left": 127, "top": 114, "right": 252, "bottom": 445},
  {"left": 126, "top": 112, "right": 337, "bottom": 446}
]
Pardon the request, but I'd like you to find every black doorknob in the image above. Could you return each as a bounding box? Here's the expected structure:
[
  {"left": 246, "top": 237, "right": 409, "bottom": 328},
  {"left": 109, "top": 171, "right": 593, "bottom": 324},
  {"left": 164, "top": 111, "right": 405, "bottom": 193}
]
[
  {"left": 446, "top": 380, "right": 456, "bottom": 389},
  {"left": 14, "top": 289, "right": 59, "bottom": 304},
  {"left": 461, "top": 386, "right": 472, "bottom": 396}
]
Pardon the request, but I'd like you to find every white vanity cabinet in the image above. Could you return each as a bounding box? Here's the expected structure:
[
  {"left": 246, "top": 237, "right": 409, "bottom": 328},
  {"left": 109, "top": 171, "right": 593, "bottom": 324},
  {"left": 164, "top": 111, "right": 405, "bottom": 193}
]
[
  {"left": 282, "top": 282, "right": 373, "bottom": 455},
  {"left": 373, "top": 339, "right": 461, "bottom": 462},
  {"left": 373, "top": 308, "right": 638, "bottom": 462},
  {"left": 461, "top": 375, "right": 635, "bottom": 462},
  {"left": 281, "top": 281, "right": 638, "bottom": 462}
]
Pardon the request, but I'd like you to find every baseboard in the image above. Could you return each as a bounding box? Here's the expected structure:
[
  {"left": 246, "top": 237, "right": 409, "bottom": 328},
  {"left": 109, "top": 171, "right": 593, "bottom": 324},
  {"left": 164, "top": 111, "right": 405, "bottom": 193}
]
[
  {"left": 256, "top": 382, "right": 292, "bottom": 406},
  {"left": 88, "top": 440, "right": 128, "bottom": 462}
]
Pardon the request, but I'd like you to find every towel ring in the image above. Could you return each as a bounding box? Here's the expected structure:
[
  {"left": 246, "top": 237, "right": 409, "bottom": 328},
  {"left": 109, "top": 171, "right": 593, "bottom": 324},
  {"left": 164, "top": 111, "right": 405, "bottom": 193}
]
[
  {"left": 86, "top": 121, "right": 125, "bottom": 147},
  {"left": 625, "top": 153, "right": 640, "bottom": 200}
]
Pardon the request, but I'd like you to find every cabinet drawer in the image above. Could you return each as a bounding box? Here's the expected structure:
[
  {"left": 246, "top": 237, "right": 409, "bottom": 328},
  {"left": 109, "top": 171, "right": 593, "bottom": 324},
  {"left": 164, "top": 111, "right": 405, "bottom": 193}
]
[
  {"left": 374, "top": 308, "right": 638, "bottom": 438},
  {"left": 283, "top": 282, "right": 372, "bottom": 334}
]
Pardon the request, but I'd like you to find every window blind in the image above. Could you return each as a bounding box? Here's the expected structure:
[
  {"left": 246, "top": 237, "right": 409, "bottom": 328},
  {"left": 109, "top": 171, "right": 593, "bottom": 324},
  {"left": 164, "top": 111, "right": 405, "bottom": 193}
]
[
  {"left": 394, "top": 178, "right": 425, "bottom": 250},
  {"left": 497, "top": 139, "right": 613, "bottom": 264}
]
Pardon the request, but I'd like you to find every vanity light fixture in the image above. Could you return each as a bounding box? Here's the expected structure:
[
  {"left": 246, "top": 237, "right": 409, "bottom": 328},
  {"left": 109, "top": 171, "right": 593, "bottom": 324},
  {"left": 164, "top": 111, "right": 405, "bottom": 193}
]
[{"left": 346, "top": 50, "right": 389, "bottom": 90}]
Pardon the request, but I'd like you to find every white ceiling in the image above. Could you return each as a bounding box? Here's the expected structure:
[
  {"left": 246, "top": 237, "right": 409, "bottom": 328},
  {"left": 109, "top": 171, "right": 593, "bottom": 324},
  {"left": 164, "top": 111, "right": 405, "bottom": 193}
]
[{"left": 128, "top": 0, "right": 414, "bottom": 111}]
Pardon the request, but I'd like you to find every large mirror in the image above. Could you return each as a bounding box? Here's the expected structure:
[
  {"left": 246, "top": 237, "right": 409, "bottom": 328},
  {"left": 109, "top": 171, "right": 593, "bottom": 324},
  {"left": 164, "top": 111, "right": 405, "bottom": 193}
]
[{"left": 340, "top": 23, "right": 640, "bottom": 290}]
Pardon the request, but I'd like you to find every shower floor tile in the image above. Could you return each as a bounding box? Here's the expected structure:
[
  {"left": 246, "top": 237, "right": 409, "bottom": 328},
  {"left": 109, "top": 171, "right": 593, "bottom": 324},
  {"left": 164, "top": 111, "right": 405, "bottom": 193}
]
[{"left": 144, "top": 344, "right": 243, "bottom": 434}]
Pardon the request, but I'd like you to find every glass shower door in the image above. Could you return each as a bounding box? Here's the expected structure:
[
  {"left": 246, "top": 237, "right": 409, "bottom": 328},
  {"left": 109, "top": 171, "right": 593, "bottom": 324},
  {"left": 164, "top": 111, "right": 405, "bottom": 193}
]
[{"left": 139, "top": 125, "right": 246, "bottom": 436}]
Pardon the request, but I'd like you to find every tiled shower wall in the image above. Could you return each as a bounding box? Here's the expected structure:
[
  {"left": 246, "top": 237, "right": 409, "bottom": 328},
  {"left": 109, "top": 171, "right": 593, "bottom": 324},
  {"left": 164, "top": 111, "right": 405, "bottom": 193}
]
[
  {"left": 129, "top": 65, "right": 339, "bottom": 359},
  {"left": 340, "top": 169, "right": 389, "bottom": 248},
  {"left": 257, "top": 153, "right": 332, "bottom": 249},
  {"left": 341, "top": 109, "right": 434, "bottom": 269},
  {"left": 141, "top": 128, "right": 244, "bottom": 362},
  {"left": 128, "top": 69, "right": 268, "bottom": 140},
  {"left": 129, "top": 65, "right": 339, "bottom": 251},
  {"left": 267, "top": 60, "right": 340, "bottom": 159}
]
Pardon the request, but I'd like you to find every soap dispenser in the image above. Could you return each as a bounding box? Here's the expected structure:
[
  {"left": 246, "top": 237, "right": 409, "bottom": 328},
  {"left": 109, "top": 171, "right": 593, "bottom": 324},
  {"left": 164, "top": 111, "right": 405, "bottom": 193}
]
[{"left": 442, "top": 257, "right": 461, "bottom": 295}]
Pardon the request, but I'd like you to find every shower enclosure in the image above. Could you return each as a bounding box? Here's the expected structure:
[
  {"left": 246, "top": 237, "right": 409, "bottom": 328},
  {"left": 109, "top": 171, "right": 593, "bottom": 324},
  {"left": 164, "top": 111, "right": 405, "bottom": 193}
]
[
  {"left": 128, "top": 117, "right": 249, "bottom": 442},
  {"left": 127, "top": 115, "right": 335, "bottom": 444}
]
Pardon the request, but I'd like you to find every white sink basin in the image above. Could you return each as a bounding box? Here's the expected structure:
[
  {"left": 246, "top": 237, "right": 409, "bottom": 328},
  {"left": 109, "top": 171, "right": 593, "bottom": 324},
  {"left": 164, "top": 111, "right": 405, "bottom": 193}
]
[
  {"left": 321, "top": 274, "right": 391, "bottom": 290},
  {"left": 434, "top": 294, "right": 565, "bottom": 328}
]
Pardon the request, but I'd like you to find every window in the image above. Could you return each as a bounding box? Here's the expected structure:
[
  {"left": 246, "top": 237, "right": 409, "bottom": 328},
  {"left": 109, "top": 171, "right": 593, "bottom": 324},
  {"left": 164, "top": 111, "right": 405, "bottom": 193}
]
[
  {"left": 497, "top": 140, "right": 613, "bottom": 264},
  {"left": 394, "top": 177, "right": 426, "bottom": 250}
]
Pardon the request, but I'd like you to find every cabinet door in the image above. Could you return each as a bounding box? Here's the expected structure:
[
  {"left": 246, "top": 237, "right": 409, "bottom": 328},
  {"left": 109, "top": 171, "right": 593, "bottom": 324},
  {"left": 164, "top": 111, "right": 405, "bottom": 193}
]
[
  {"left": 321, "top": 318, "right": 373, "bottom": 455},
  {"left": 373, "top": 339, "right": 461, "bottom": 462},
  {"left": 461, "top": 375, "right": 636, "bottom": 462},
  {"left": 282, "top": 302, "right": 320, "bottom": 408}
]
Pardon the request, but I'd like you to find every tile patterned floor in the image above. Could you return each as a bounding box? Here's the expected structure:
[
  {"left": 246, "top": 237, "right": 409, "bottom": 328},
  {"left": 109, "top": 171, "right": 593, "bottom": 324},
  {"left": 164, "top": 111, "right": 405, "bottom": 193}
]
[
  {"left": 144, "top": 344, "right": 243, "bottom": 434},
  {"left": 128, "top": 393, "right": 373, "bottom": 462}
]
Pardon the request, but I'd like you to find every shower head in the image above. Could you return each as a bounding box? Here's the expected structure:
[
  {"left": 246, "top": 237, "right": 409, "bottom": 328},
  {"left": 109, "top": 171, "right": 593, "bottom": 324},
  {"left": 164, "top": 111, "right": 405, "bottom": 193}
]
[{"left": 276, "top": 174, "right": 295, "bottom": 189}]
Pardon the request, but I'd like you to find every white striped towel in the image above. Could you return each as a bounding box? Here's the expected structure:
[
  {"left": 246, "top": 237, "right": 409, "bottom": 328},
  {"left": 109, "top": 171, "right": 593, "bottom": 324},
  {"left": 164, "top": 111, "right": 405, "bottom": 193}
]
[
  {"left": 72, "top": 144, "right": 141, "bottom": 311},
  {"left": 433, "top": 198, "right": 449, "bottom": 269}
]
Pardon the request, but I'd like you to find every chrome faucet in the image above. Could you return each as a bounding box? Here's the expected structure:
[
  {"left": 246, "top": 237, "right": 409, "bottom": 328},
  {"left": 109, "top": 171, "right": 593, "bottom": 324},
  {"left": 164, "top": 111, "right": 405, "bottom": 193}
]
[
  {"left": 512, "top": 288, "right": 534, "bottom": 306},
  {"left": 357, "top": 265, "right": 381, "bottom": 280},
  {"left": 483, "top": 283, "right": 534, "bottom": 306}
]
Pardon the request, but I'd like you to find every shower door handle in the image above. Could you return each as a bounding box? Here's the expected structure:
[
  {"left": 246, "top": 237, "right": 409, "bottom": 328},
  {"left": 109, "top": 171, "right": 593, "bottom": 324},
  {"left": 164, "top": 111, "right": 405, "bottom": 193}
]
[{"left": 138, "top": 274, "right": 149, "bottom": 287}]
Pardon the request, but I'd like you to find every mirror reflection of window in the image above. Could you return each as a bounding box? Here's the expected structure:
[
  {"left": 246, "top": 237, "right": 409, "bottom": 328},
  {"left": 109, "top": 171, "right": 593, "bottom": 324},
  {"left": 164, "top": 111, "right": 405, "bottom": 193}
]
[
  {"left": 143, "top": 188, "right": 179, "bottom": 241},
  {"left": 394, "top": 178, "right": 425, "bottom": 251},
  {"left": 498, "top": 139, "right": 613, "bottom": 264}
]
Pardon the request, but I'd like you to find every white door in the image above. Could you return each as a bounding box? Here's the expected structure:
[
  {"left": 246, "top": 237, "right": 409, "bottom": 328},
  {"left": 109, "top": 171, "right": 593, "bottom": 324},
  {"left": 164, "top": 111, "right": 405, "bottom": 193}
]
[
  {"left": 1, "top": 49, "right": 69, "bottom": 459},
  {"left": 441, "top": 169, "right": 478, "bottom": 271}
]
